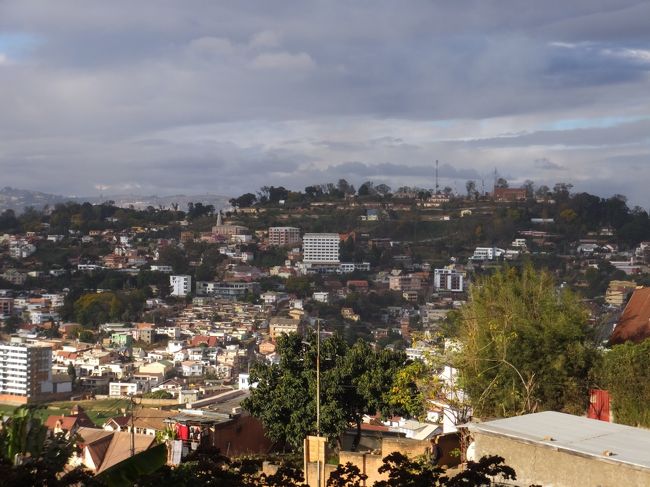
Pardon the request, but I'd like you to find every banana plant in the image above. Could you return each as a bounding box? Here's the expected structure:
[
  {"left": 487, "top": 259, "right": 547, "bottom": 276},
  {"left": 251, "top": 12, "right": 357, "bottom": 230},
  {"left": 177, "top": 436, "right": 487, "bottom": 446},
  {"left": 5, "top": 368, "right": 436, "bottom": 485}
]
[{"left": 0, "top": 405, "right": 48, "bottom": 465}]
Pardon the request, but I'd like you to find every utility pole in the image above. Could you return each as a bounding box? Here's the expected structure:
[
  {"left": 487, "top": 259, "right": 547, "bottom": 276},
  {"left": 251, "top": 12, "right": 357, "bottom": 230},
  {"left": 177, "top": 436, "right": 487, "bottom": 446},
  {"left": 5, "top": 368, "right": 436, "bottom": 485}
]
[
  {"left": 129, "top": 394, "right": 135, "bottom": 457},
  {"left": 316, "top": 318, "right": 320, "bottom": 436},
  {"left": 316, "top": 318, "right": 321, "bottom": 487}
]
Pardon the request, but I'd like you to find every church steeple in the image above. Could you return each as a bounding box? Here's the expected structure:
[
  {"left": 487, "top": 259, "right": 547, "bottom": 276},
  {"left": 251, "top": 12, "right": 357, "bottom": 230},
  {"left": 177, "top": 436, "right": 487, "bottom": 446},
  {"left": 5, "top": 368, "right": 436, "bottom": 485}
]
[{"left": 216, "top": 210, "right": 223, "bottom": 226}]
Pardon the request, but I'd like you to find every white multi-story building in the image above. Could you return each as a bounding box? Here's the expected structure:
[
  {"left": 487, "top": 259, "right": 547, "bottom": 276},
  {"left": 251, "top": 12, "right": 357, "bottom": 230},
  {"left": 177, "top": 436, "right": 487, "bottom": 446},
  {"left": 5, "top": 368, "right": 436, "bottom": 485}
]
[
  {"left": 434, "top": 268, "right": 465, "bottom": 292},
  {"left": 302, "top": 233, "right": 340, "bottom": 264},
  {"left": 151, "top": 265, "right": 173, "bottom": 272},
  {"left": 170, "top": 275, "right": 192, "bottom": 297},
  {"left": 0, "top": 341, "right": 53, "bottom": 403},
  {"left": 195, "top": 281, "right": 259, "bottom": 299},
  {"left": 108, "top": 381, "right": 140, "bottom": 397},
  {"left": 269, "top": 227, "right": 301, "bottom": 247},
  {"left": 470, "top": 247, "right": 505, "bottom": 261}
]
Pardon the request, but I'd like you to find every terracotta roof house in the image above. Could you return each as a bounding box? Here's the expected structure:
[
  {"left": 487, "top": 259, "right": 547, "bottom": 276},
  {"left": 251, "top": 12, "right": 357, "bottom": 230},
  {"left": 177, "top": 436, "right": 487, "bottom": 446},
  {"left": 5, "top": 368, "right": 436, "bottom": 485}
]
[
  {"left": 610, "top": 287, "right": 650, "bottom": 345},
  {"left": 45, "top": 405, "right": 95, "bottom": 436},
  {"left": 74, "top": 427, "right": 156, "bottom": 473},
  {"left": 190, "top": 335, "right": 219, "bottom": 347},
  {"left": 102, "top": 415, "right": 131, "bottom": 432}
]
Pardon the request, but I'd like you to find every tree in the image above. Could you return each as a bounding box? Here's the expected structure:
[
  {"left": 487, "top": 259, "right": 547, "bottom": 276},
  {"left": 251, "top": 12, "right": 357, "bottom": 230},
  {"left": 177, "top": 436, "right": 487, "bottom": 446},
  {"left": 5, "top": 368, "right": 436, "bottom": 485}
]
[
  {"left": 523, "top": 180, "right": 535, "bottom": 199},
  {"left": 337, "top": 179, "right": 355, "bottom": 196},
  {"left": 456, "top": 264, "right": 598, "bottom": 418},
  {"left": 0, "top": 406, "right": 96, "bottom": 485},
  {"left": 597, "top": 340, "right": 650, "bottom": 427},
  {"left": 3, "top": 316, "right": 21, "bottom": 334},
  {"left": 535, "top": 185, "right": 550, "bottom": 199},
  {"left": 495, "top": 178, "right": 508, "bottom": 189},
  {"left": 358, "top": 182, "right": 375, "bottom": 196},
  {"left": 66, "top": 363, "right": 76, "bottom": 385},
  {"left": 327, "top": 462, "right": 367, "bottom": 487},
  {"left": 375, "top": 184, "right": 392, "bottom": 197},
  {"left": 465, "top": 181, "right": 476, "bottom": 199},
  {"left": 333, "top": 341, "right": 407, "bottom": 450},
  {"left": 268, "top": 186, "right": 290, "bottom": 204},
  {"left": 229, "top": 193, "right": 257, "bottom": 208},
  {"left": 243, "top": 334, "right": 407, "bottom": 450},
  {"left": 373, "top": 452, "right": 517, "bottom": 487}
]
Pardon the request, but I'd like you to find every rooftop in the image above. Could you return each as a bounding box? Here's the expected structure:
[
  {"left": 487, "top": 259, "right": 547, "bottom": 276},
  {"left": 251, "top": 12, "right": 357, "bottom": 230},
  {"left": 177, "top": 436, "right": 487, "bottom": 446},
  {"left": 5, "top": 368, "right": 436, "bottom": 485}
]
[
  {"left": 610, "top": 287, "right": 650, "bottom": 344},
  {"left": 467, "top": 411, "right": 650, "bottom": 470}
]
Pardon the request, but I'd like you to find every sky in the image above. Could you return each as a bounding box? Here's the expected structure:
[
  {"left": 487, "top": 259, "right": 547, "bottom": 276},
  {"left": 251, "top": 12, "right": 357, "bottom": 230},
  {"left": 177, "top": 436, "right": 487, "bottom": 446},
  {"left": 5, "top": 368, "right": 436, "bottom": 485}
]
[{"left": 1, "top": 1, "right": 649, "bottom": 206}]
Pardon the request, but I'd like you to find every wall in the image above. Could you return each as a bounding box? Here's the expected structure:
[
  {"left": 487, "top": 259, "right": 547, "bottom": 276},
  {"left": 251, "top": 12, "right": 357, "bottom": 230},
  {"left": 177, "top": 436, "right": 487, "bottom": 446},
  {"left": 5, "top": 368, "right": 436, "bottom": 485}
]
[
  {"left": 474, "top": 432, "right": 650, "bottom": 487},
  {"left": 305, "top": 435, "right": 443, "bottom": 487},
  {"left": 0, "top": 394, "right": 28, "bottom": 405},
  {"left": 210, "top": 414, "right": 272, "bottom": 456}
]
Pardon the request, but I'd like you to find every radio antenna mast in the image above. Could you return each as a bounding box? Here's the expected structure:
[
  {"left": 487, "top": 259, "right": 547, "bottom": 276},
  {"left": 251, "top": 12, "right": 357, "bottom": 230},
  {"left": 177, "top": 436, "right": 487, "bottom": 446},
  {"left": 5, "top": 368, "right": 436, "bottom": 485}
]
[{"left": 435, "top": 160, "right": 440, "bottom": 194}]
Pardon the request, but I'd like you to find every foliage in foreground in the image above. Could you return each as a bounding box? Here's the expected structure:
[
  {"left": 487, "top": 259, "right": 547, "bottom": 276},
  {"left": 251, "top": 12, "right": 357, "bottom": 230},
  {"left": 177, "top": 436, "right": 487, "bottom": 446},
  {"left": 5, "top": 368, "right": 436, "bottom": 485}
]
[
  {"left": 597, "top": 340, "right": 650, "bottom": 428},
  {"left": 456, "top": 264, "right": 598, "bottom": 418}
]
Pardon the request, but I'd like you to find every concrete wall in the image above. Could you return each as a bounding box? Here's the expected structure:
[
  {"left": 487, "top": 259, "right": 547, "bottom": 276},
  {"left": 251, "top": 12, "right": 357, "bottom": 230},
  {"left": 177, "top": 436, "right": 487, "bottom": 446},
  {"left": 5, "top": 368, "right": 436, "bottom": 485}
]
[
  {"left": 474, "top": 432, "right": 650, "bottom": 487},
  {"left": 304, "top": 435, "right": 443, "bottom": 487}
]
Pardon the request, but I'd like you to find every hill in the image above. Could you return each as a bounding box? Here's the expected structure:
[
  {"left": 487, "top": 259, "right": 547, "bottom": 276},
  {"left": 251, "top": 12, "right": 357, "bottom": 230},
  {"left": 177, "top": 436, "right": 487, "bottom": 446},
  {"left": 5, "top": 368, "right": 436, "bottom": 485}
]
[{"left": 0, "top": 187, "right": 232, "bottom": 213}]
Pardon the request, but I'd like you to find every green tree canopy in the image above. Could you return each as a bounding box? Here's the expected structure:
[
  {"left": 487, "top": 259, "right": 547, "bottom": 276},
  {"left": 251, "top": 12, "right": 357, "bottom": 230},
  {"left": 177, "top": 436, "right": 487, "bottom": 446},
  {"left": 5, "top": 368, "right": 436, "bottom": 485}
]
[
  {"left": 456, "top": 264, "right": 598, "bottom": 418},
  {"left": 243, "top": 333, "right": 407, "bottom": 450}
]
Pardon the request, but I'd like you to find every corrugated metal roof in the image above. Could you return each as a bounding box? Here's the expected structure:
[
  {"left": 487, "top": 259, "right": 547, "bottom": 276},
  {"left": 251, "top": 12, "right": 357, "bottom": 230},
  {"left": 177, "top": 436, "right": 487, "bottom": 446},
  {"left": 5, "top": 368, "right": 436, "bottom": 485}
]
[{"left": 467, "top": 411, "right": 650, "bottom": 470}]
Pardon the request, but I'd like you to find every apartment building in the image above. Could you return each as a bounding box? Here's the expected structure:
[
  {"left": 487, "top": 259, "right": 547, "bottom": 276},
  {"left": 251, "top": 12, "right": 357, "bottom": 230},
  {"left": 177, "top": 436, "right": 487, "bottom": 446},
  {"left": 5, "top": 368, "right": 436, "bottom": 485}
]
[
  {"left": 170, "top": 275, "right": 192, "bottom": 297},
  {"left": 388, "top": 274, "right": 422, "bottom": 292},
  {"left": 269, "top": 317, "right": 303, "bottom": 341},
  {"left": 269, "top": 227, "right": 301, "bottom": 247},
  {"left": 0, "top": 297, "right": 13, "bottom": 318},
  {"left": 303, "top": 233, "right": 340, "bottom": 263},
  {"left": 195, "top": 281, "right": 260, "bottom": 300},
  {"left": 433, "top": 268, "right": 465, "bottom": 292},
  {"left": 0, "top": 341, "right": 53, "bottom": 404},
  {"left": 470, "top": 247, "right": 505, "bottom": 261}
]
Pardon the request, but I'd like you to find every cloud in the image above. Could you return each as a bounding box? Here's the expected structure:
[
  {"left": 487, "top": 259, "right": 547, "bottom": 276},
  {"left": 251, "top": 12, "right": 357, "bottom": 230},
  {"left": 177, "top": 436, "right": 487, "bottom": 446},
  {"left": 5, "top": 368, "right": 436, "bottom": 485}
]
[
  {"left": 250, "top": 51, "right": 315, "bottom": 70},
  {"left": 460, "top": 118, "right": 650, "bottom": 148},
  {"left": 0, "top": 1, "right": 648, "bottom": 206},
  {"left": 602, "top": 47, "right": 650, "bottom": 63},
  {"left": 534, "top": 158, "right": 565, "bottom": 170},
  {"left": 249, "top": 30, "right": 281, "bottom": 49}
]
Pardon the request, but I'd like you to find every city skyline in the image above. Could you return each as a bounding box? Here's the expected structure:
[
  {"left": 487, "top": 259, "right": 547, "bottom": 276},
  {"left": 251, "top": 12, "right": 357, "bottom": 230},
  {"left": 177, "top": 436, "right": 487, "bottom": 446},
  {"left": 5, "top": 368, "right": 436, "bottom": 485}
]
[{"left": 1, "top": 1, "right": 649, "bottom": 206}]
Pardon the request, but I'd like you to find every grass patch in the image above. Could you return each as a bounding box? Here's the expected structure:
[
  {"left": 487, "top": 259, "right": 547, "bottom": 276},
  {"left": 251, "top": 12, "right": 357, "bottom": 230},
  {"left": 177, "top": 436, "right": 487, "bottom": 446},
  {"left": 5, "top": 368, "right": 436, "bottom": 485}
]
[{"left": 0, "top": 399, "right": 130, "bottom": 426}]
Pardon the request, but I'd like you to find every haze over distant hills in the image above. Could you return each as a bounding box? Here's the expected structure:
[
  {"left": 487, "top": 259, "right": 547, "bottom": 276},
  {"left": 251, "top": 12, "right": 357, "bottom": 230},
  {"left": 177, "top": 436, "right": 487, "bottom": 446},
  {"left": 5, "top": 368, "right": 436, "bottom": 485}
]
[{"left": 0, "top": 187, "right": 232, "bottom": 213}]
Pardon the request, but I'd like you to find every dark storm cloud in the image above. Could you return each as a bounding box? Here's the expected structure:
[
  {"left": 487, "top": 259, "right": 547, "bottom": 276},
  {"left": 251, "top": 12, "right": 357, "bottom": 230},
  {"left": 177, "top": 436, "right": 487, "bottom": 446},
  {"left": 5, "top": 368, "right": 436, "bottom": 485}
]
[{"left": 0, "top": 1, "right": 649, "bottom": 205}]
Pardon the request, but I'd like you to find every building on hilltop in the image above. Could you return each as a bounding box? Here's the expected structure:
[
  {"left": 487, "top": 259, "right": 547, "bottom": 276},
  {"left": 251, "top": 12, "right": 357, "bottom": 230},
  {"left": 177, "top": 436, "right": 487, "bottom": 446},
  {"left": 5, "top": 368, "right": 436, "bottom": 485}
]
[{"left": 493, "top": 186, "right": 527, "bottom": 201}]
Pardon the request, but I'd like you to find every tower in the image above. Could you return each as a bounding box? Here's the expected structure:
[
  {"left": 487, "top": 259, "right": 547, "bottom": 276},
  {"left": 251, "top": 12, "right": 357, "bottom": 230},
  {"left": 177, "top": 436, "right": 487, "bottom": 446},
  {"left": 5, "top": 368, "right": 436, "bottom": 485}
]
[{"left": 435, "top": 160, "right": 439, "bottom": 194}]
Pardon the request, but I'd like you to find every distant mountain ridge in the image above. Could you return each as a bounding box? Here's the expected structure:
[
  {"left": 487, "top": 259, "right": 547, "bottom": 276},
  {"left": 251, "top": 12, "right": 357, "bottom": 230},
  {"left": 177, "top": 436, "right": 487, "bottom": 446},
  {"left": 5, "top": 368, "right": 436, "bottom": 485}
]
[{"left": 0, "top": 187, "right": 232, "bottom": 213}]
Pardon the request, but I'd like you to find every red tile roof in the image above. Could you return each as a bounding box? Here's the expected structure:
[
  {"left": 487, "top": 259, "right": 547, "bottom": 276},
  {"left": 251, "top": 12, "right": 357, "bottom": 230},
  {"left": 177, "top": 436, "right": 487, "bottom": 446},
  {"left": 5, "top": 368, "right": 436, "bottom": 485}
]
[
  {"left": 190, "top": 335, "right": 219, "bottom": 347},
  {"left": 610, "top": 287, "right": 650, "bottom": 345}
]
